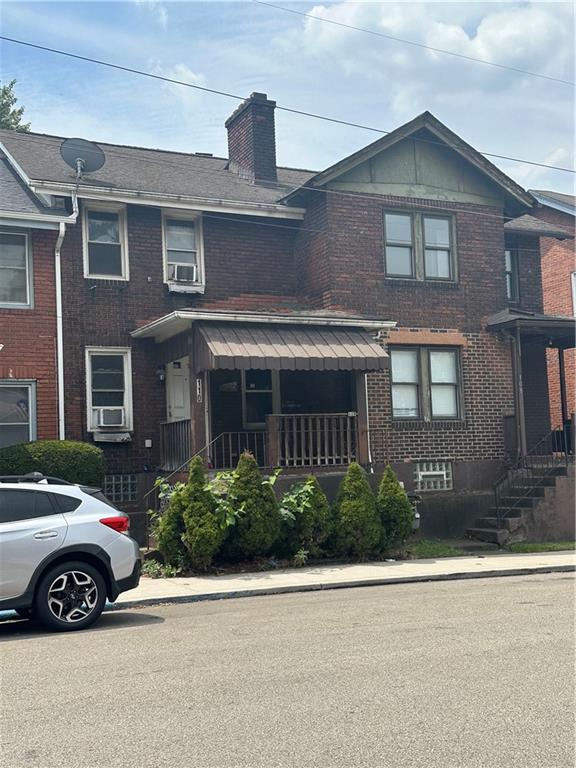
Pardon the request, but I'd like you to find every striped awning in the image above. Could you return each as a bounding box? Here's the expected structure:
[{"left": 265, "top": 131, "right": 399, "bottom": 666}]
[{"left": 195, "top": 323, "right": 388, "bottom": 371}]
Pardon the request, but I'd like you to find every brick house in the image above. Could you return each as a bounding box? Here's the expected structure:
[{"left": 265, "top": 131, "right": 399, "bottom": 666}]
[
  {"left": 1, "top": 95, "right": 573, "bottom": 539},
  {"left": 529, "top": 190, "right": 575, "bottom": 434}
]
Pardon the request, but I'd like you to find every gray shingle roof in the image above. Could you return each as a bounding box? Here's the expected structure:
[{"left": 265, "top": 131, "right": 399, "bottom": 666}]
[
  {"left": 503, "top": 213, "right": 571, "bottom": 239},
  {"left": 0, "top": 129, "right": 315, "bottom": 208},
  {"left": 530, "top": 189, "right": 575, "bottom": 209},
  {"left": 0, "top": 153, "right": 61, "bottom": 216}
]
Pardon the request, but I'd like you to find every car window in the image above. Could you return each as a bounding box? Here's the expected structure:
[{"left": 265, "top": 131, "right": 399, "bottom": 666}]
[
  {"left": 52, "top": 493, "right": 82, "bottom": 513},
  {"left": 80, "top": 487, "right": 118, "bottom": 510},
  {"left": 0, "top": 490, "right": 59, "bottom": 523}
]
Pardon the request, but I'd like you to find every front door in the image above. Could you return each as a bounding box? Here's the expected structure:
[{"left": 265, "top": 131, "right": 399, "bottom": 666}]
[{"left": 166, "top": 357, "right": 190, "bottom": 422}]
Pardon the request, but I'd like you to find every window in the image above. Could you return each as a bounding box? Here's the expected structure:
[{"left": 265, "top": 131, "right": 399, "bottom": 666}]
[
  {"left": 390, "top": 347, "right": 461, "bottom": 421},
  {"left": 0, "top": 490, "right": 58, "bottom": 523},
  {"left": 572, "top": 272, "right": 576, "bottom": 316},
  {"left": 384, "top": 213, "right": 414, "bottom": 277},
  {"left": 0, "top": 382, "right": 36, "bottom": 448},
  {"left": 52, "top": 493, "right": 82, "bottom": 513},
  {"left": 163, "top": 215, "right": 204, "bottom": 292},
  {"left": 242, "top": 370, "right": 278, "bottom": 429},
  {"left": 83, "top": 206, "right": 128, "bottom": 279},
  {"left": 86, "top": 348, "right": 133, "bottom": 431},
  {"left": 104, "top": 474, "right": 137, "bottom": 504},
  {"left": 384, "top": 211, "right": 455, "bottom": 282},
  {"left": 505, "top": 247, "right": 520, "bottom": 303},
  {"left": 0, "top": 231, "right": 32, "bottom": 308},
  {"left": 414, "top": 461, "right": 453, "bottom": 492}
]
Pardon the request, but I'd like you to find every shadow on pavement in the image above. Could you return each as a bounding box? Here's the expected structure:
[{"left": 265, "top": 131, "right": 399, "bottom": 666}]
[{"left": 0, "top": 609, "right": 164, "bottom": 641}]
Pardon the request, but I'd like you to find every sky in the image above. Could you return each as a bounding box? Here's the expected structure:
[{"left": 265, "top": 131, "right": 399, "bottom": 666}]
[{"left": 0, "top": 0, "right": 574, "bottom": 193}]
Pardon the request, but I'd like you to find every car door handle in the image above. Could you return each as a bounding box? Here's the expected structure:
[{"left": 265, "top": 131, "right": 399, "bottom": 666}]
[{"left": 34, "top": 531, "right": 59, "bottom": 540}]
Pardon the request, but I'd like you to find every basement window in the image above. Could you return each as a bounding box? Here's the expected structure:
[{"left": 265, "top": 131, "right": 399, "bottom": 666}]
[
  {"left": 414, "top": 461, "right": 453, "bottom": 492},
  {"left": 104, "top": 474, "right": 137, "bottom": 504}
]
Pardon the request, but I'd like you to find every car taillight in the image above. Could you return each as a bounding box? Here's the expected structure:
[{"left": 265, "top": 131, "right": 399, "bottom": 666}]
[{"left": 100, "top": 516, "right": 130, "bottom": 534}]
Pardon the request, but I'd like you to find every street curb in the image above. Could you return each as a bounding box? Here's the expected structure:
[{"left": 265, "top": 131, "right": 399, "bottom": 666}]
[{"left": 107, "top": 564, "right": 575, "bottom": 611}]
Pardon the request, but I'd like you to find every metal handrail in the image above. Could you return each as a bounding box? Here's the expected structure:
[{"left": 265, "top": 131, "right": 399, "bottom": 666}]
[{"left": 493, "top": 428, "right": 569, "bottom": 525}]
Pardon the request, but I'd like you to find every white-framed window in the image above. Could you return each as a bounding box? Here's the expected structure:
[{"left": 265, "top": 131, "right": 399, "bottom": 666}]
[
  {"left": 0, "top": 381, "right": 36, "bottom": 448},
  {"left": 384, "top": 211, "right": 456, "bottom": 282},
  {"left": 390, "top": 347, "right": 462, "bottom": 421},
  {"left": 241, "top": 370, "right": 280, "bottom": 429},
  {"left": 104, "top": 474, "right": 137, "bottom": 503},
  {"left": 414, "top": 461, "right": 453, "bottom": 492},
  {"left": 162, "top": 213, "right": 204, "bottom": 293},
  {"left": 0, "top": 231, "right": 33, "bottom": 308},
  {"left": 83, "top": 204, "right": 129, "bottom": 280},
  {"left": 85, "top": 348, "right": 133, "bottom": 431}
]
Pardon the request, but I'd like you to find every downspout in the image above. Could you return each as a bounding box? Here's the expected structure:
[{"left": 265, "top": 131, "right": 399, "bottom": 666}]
[
  {"left": 54, "top": 194, "right": 79, "bottom": 440},
  {"left": 364, "top": 373, "right": 373, "bottom": 472}
]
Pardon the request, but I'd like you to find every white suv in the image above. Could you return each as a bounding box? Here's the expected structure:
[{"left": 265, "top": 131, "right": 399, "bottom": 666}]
[{"left": 0, "top": 473, "right": 141, "bottom": 631}]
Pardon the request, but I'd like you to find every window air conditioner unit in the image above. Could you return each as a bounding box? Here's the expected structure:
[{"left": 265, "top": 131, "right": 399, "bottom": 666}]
[
  {"left": 170, "top": 263, "right": 197, "bottom": 283},
  {"left": 96, "top": 407, "right": 125, "bottom": 428}
]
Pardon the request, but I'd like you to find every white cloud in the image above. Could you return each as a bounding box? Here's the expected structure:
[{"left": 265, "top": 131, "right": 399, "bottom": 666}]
[{"left": 134, "top": 0, "right": 168, "bottom": 29}]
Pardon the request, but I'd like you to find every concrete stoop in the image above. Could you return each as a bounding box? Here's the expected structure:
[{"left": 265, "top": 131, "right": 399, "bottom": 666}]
[{"left": 466, "top": 464, "right": 575, "bottom": 546}]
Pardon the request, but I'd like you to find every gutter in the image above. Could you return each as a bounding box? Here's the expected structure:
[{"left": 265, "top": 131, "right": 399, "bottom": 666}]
[{"left": 53, "top": 195, "right": 79, "bottom": 440}]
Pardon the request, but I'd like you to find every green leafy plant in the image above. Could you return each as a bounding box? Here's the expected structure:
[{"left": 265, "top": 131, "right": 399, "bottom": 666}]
[
  {"left": 154, "top": 479, "right": 188, "bottom": 568},
  {"left": 332, "top": 462, "right": 381, "bottom": 560},
  {"left": 0, "top": 79, "right": 30, "bottom": 131},
  {"left": 141, "top": 558, "right": 182, "bottom": 579},
  {"left": 0, "top": 440, "right": 104, "bottom": 486},
  {"left": 280, "top": 476, "right": 331, "bottom": 557},
  {"left": 225, "top": 452, "right": 281, "bottom": 559},
  {"left": 377, "top": 465, "right": 414, "bottom": 552},
  {"left": 292, "top": 548, "right": 309, "bottom": 568},
  {"left": 182, "top": 456, "right": 225, "bottom": 571}
]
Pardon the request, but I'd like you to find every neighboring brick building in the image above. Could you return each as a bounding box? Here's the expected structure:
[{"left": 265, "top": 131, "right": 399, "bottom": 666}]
[
  {"left": 529, "top": 190, "right": 575, "bottom": 432},
  {"left": 1, "top": 96, "right": 572, "bottom": 538}
]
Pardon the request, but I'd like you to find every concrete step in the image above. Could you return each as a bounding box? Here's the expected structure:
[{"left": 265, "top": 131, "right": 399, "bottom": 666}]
[
  {"left": 476, "top": 516, "right": 523, "bottom": 532},
  {"left": 511, "top": 476, "right": 557, "bottom": 488},
  {"left": 466, "top": 527, "right": 510, "bottom": 546},
  {"left": 499, "top": 496, "right": 535, "bottom": 508}
]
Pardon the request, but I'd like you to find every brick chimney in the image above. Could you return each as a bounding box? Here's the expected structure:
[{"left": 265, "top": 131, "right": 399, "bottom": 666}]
[{"left": 225, "top": 92, "right": 277, "bottom": 183}]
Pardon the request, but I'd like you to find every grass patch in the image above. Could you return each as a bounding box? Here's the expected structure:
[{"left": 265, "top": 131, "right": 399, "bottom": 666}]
[
  {"left": 505, "top": 541, "right": 575, "bottom": 554},
  {"left": 406, "top": 539, "right": 466, "bottom": 559}
]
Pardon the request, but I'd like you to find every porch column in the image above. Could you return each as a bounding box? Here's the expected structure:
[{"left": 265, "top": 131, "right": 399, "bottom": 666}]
[
  {"left": 188, "top": 327, "right": 207, "bottom": 460},
  {"left": 513, "top": 327, "right": 528, "bottom": 457},
  {"left": 558, "top": 347, "right": 569, "bottom": 426},
  {"left": 355, "top": 372, "right": 370, "bottom": 466}
]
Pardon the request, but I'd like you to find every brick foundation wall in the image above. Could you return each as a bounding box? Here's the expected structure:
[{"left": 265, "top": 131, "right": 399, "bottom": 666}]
[
  {"left": 538, "top": 205, "right": 575, "bottom": 427},
  {"left": 0, "top": 228, "right": 59, "bottom": 440}
]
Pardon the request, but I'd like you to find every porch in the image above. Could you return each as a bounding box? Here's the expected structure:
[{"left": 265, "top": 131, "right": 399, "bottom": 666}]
[{"left": 145, "top": 313, "right": 390, "bottom": 473}]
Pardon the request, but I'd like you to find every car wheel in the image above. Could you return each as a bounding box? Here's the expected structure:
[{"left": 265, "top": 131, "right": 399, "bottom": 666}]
[{"left": 34, "top": 561, "right": 107, "bottom": 632}]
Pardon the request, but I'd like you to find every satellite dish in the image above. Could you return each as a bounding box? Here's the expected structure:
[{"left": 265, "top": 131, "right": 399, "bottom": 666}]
[{"left": 60, "top": 137, "right": 105, "bottom": 179}]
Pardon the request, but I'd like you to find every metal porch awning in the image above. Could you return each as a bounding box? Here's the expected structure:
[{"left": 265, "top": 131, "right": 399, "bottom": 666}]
[
  {"left": 195, "top": 322, "right": 388, "bottom": 371},
  {"left": 486, "top": 309, "right": 575, "bottom": 349}
]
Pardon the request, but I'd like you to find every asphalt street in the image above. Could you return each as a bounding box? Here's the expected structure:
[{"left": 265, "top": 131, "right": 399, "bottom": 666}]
[{"left": 0, "top": 573, "right": 574, "bottom": 768}]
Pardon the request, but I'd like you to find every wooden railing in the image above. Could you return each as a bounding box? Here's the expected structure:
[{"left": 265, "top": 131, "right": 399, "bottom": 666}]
[
  {"left": 159, "top": 419, "right": 191, "bottom": 471},
  {"left": 209, "top": 431, "right": 267, "bottom": 470},
  {"left": 267, "top": 413, "right": 357, "bottom": 468}
]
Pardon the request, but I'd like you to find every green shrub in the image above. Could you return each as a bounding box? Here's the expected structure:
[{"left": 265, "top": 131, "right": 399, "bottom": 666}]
[
  {"left": 280, "top": 476, "right": 331, "bottom": 557},
  {"left": 226, "top": 452, "right": 280, "bottom": 559},
  {"left": 0, "top": 440, "right": 104, "bottom": 486},
  {"left": 332, "top": 462, "right": 381, "bottom": 559},
  {"left": 155, "top": 481, "right": 188, "bottom": 568},
  {"left": 182, "top": 456, "right": 225, "bottom": 571},
  {"left": 377, "top": 465, "right": 414, "bottom": 552}
]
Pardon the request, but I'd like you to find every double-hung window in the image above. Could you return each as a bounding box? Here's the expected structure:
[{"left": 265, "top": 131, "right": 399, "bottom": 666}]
[
  {"left": 163, "top": 215, "right": 204, "bottom": 292},
  {"left": 384, "top": 212, "right": 455, "bottom": 282},
  {"left": 0, "top": 232, "right": 32, "bottom": 308},
  {"left": 390, "top": 347, "right": 461, "bottom": 421},
  {"left": 505, "top": 246, "right": 520, "bottom": 303},
  {"left": 0, "top": 381, "right": 36, "bottom": 448},
  {"left": 84, "top": 206, "right": 128, "bottom": 279},
  {"left": 242, "top": 370, "right": 279, "bottom": 429},
  {"left": 86, "top": 348, "right": 132, "bottom": 431}
]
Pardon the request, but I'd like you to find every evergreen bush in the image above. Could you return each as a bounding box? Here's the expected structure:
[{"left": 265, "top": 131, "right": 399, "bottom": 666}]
[
  {"left": 0, "top": 440, "right": 104, "bottom": 486},
  {"left": 154, "top": 481, "right": 188, "bottom": 568},
  {"left": 227, "top": 452, "right": 280, "bottom": 558},
  {"left": 332, "top": 462, "right": 381, "bottom": 559},
  {"left": 377, "top": 465, "right": 414, "bottom": 551},
  {"left": 182, "top": 456, "right": 225, "bottom": 571}
]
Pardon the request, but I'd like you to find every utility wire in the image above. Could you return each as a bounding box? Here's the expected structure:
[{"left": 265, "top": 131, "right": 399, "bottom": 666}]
[
  {"left": 254, "top": 0, "right": 575, "bottom": 87},
  {"left": 0, "top": 34, "right": 574, "bottom": 174}
]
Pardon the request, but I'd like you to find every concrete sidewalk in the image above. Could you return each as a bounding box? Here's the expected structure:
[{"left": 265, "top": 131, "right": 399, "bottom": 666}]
[{"left": 112, "top": 550, "right": 575, "bottom": 610}]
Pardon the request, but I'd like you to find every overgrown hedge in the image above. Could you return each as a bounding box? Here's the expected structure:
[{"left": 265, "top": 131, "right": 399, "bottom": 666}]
[{"left": 0, "top": 440, "right": 105, "bottom": 486}]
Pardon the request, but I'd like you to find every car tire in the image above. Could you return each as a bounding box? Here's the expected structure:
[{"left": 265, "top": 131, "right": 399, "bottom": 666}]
[
  {"left": 14, "top": 608, "right": 34, "bottom": 620},
  {"left": 34, "top": 561, "right": 107, "bottom": 632}
]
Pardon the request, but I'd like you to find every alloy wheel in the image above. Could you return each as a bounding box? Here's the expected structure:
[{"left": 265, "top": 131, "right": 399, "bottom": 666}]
[{"left": 47, "top": 571, "right": 99, "bottom": 623}]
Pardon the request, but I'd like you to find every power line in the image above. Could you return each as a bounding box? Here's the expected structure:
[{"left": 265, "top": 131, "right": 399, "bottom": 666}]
[
  {"left": 254, "top": 0, "right": 575, "bottom": 87},
  {"left": 1, "top": 34, "right": 574, "bottom": 174}
]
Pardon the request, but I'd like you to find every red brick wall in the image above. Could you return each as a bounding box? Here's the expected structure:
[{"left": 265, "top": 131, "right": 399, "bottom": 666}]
[
  {"left": 538, "top": 205, "right": 575, "bottom": 427},
  {"left": 0, "top": 228, "right": 59, "bottom": 440}
]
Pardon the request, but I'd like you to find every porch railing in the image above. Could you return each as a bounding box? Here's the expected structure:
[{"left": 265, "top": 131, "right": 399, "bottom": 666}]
[
  {"left": 159, "top": 419, "right": 192, "bottom": 471},
  {"left": 493, "top": 428, "right": 571, "bottom": 525},
  {"left": 209, "top": 431, "right": 267, "bottom": 470},
  {"left": 268, "top": 413, "right": 357, "bottom": 468}
]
